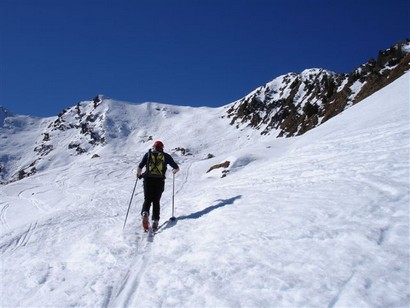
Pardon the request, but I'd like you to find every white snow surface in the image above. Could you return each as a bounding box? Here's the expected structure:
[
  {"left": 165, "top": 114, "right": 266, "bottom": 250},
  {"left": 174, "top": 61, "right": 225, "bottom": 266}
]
[{"left": 1, "top": 74, "right": 409, "bottom": 307}]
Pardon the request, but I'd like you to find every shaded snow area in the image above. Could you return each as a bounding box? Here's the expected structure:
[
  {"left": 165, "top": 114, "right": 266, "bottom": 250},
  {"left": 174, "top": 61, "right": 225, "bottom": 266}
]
[{"left": 1, "top": 74, "right": 409, "bottom": 307}]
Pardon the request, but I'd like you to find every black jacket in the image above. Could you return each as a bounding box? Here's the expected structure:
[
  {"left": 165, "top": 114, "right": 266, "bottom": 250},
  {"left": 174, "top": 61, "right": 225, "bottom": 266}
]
[{"left": 138, "top": 150, "right": 179, "bottom": 178}]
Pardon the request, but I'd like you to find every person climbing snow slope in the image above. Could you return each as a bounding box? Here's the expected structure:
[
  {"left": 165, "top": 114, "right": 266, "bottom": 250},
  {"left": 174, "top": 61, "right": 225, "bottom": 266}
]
[{"left": 137, "top": 140, "right": 179, "bottom": 232}]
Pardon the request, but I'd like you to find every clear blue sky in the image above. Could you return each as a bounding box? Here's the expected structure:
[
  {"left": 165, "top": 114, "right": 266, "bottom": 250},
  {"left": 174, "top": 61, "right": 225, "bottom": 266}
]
[{"left": 1, "top": 0, "right": 409, "bottom": 117}]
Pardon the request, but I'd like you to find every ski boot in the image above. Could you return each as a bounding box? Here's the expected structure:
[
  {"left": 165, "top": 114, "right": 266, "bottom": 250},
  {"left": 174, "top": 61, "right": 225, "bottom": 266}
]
[
  {"left": 142, "top": 211, "right": 149, "bottom": 232},
  {"left": 152, "top": 220, "right": 159, "bottom": 233}
]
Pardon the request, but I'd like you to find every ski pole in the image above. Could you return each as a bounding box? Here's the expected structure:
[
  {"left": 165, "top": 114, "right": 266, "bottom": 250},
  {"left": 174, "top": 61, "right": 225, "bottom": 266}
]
[
  {"left": 170, "top": 173, "right": 176, "bottom": 221},
  {"left": 123, "top": 177, "right": 139, "bottom": 230}
]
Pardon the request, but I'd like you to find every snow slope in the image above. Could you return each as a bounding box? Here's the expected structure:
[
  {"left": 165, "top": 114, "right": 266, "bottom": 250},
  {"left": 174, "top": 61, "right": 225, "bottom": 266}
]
[{"left": 1, "top": 73, "right": 409, "bottom": 307}]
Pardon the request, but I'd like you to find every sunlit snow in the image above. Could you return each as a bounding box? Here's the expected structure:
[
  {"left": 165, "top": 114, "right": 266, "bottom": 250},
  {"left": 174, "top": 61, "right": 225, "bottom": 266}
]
[{"left": 1, "top": 74, "right": 409, "bottom": 307}]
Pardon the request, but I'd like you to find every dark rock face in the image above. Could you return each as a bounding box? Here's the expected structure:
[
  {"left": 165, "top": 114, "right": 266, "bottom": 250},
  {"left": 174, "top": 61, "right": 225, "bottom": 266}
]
[{"left": 226, "top": 40, "right": 410, "bottom": 137}]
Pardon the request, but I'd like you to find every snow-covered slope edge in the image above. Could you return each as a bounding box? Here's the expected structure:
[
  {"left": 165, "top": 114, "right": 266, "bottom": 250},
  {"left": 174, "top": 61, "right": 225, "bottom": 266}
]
[{"left": 0, "top": 74, "right": 409, "bottom": 307}]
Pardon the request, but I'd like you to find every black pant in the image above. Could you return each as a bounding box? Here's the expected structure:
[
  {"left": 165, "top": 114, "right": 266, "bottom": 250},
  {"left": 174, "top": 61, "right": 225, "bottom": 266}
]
[{"left": 141, "top": 177, "right": 165, "bottom": 221}]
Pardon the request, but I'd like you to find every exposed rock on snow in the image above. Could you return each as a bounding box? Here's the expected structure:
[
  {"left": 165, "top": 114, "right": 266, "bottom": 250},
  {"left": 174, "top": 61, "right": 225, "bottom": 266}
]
[{"left": 227, "top": 40, "right": 410, "bottom": 137}]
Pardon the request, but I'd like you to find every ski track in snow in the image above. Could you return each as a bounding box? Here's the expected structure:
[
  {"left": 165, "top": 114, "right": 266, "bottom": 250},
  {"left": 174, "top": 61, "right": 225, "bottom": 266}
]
[
  {"left": 1, "top": 74, "right": 409, "bottom": 307},
  {"left": 111, "top": 158, "right": 194, "bottom": 307},
  {"left": 0, "top": 203, "right": 10, "bottom": 229},
  {"left": 0, "top": 155, "right": 164, "bottom": 307},
  {"left": 110, "top": 232, "right": 153, "bottom": 308}
]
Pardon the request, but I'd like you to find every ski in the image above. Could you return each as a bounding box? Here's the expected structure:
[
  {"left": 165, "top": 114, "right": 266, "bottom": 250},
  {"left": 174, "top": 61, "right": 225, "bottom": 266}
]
[
  {"left": 144, "top": 227, "right": 157, "bottom": 234},
  {"left": 142, "top": 225, "right": 157, "bottom": 240},
  {"left": 143, "top": 217, "right": 174, "bottom": 236}
]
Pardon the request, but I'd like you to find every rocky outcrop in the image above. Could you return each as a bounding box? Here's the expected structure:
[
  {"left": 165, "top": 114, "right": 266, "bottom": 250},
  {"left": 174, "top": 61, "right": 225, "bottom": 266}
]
[
  {"left": 13, "top": 96, "right": 107, "bottom": 182},
  {"left": 226, "top": 40, "right": 410, "bottom": 137}
]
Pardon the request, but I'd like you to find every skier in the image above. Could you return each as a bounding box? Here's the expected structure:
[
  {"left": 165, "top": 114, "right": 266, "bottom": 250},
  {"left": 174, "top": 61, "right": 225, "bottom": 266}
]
[{"left": 137, "top": 140, "right": 179, "bottom": 232}]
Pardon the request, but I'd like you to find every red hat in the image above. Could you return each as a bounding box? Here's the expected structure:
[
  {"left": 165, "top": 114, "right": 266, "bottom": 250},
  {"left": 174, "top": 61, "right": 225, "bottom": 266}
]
[{"left": 153, "top": 140, "right": 164, "bottom": 150}]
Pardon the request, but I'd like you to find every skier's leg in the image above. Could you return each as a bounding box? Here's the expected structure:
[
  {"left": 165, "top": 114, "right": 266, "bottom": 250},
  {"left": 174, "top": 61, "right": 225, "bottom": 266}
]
[
  {"left": 152, "top": 180, "right": 165, "bottom": 222},
  {"left": 141, "top": 179, "right": 154, "bottom": 215},
  {"left": 141, "top": 179, "right": 155, "bottom": 230}
]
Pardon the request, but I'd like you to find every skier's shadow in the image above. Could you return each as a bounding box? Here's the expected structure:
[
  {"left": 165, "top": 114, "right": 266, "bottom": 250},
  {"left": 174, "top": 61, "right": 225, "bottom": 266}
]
[{"left": 159, "top": 195, "right": 242, "bottom": 232}]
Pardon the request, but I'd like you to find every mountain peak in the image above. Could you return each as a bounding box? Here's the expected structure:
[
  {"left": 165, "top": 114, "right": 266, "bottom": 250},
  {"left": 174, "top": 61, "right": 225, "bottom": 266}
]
[
  {"left": 227, "top": 40, "right": 410, "bottom": 137},
  {"left": 401, "top": 41, "right": 410, "bottom": 53},
  {"left": 0, "top": 106, "right": 14, "bottom": 127}
]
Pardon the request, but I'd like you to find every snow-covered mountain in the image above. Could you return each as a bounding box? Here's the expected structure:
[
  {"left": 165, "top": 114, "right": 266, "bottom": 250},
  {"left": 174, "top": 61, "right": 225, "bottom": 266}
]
[
  {"left": 1, "top": 40, "right": 409, "bottom": 184},
  {"left": 0, "top": 45, "right": 409, "bottom": 306},
  {"left": 0, "top": 95, "right": 251, "bottom": 184},
  {"left": 1, "top": 72, "right": 408, "bottom": 307},
  {"left": 227, "top": 40, "right": 410, "bottom": 137}
]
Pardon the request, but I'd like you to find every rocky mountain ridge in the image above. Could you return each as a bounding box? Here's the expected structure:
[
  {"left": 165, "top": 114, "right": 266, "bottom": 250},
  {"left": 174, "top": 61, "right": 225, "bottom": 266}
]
[
  {"left": 1, "top": 40, "right": 409, "bottom": 183},
  {"left": 226, "top": 40, "right": 410, "bottom": 137},
  {"left": 0, "top": 98, "right": 233, "bottom": 184}
]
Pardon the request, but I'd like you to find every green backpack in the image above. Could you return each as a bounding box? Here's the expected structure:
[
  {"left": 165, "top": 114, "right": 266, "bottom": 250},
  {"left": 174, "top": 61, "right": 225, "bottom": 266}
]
[{"left": 146, "top": 150, "right": 165, "bottom": 178}]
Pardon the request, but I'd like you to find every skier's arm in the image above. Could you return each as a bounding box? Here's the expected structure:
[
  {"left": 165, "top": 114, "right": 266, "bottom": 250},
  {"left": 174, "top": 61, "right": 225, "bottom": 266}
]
[
  {"left": 137, "top": 153, "right": 148, "bottom": 177},
  {"left": 166, "top": 153, "right": 180, "bottom": 174}
]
